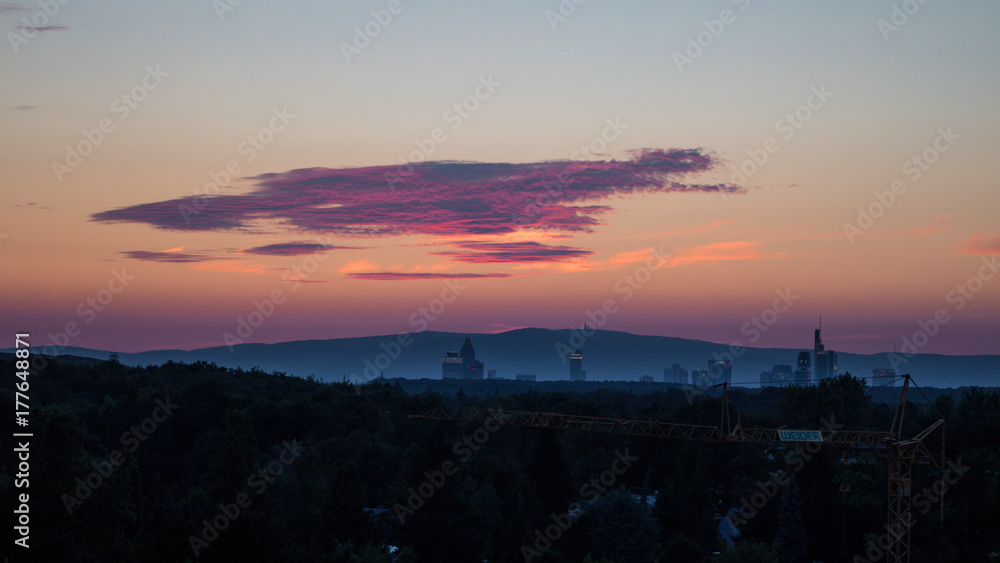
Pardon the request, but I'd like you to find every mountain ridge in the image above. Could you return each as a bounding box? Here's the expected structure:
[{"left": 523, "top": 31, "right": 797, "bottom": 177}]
[{"left": 7, "top": 328, "right": 997, "bottom": 387}]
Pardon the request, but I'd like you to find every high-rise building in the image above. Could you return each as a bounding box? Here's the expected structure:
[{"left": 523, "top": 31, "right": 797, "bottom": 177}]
[
  {"left": 664, "top": 364, "right": 689, "bottom": 384},
  {"left": 639, "top": 374, "right": 655, "bottom": 383},
  {"left": 771, "top": 364, "right": 794, "bottom": 387},
  {"left": 569, "top": 349, "right": 585, "bottom": 381},
  {"left": 794, "top": 351, "right": 812, "bottom": 385},
  {"left": 442, "top": 336, "right": 485, "bottom": 379},
  {"left": 872, "top": 368, "right": 896, "bottom": 387},
  {"left": 708, "top": 359, "right": 732, "bottom": 385},
  {"left": 691, "top": 369, "right": 712, "bottom": 386},
  {"left": 813, "top": 319, "right": 839, "bottom": 382},
  {"left": 760, "top": 370, "right": 772, "bottom": 387},
  {"left": 442, "top": 351, "right": 462, "bottom": 379},
  {"left": 487, "top": 369, "right": 497, "bottom": 379}
]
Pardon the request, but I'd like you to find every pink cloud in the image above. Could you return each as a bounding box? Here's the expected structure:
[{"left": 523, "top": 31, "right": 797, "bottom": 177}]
[
  {"left": 957, "top": 235, "right": 1000, "bottom": 256},
  {"left": 92, "top": 149, "right": 740, "bottom": 238}
]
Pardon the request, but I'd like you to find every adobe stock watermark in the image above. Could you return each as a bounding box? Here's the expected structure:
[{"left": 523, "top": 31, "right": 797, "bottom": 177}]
[
  {"left": 682, "top": 287, "right": 799, "bottom": 403},
  {"left": 555, "top": 246, "right": 670, "bottom": 362},
  {"left": 341, "top": 0, "right": 414, "bottom": 64},
  {"left": 383, "top": 74, "right": 501, "bottom": 191},
  {"left": 393, "top": 408, "right": 510, "bottom": 523},
  {"left": 671, "top": 0, "right": 751, "bottom": 73},
  {"left": 886, "top": 254, "right": 998, "bottom": 370},
  {"left": 51, "top": 65, "right": 168, "bottom": 182},
  {"left": 31, "top": 268, "right": 136, "bottom": 372},
  {"left": 723, "top": 84, "right": 833, "bottom": 200},
  {"left": 61, "top": 397, "right": 179, "bottom": 514},
  {"left": 726, "top": 417, "right": 841, "bottom": 529},
  {"left": 354, "top": 279, "right": 468, "bottom": 382},
  {"left": 212, "top": 0, "right": 247, "bottom": 22},
  {"left": 851, "top": 458, "right": 967, "bottom": 563},
  {"left": 544, "top": 0, "right": 590, "bottom": 31},
  {"left": 180, "top": 106, "right": 295, "bottom": 224},
  {"left": 512, "top": 117, "right": 627, "bottom": 227},
  {"left": 877, "top": 0, "right": 932, "bottom": 41},
  {"left": 7, "top": 0, "right": 71, "bottom": 53},
  {"left": 189, "top": 439, "right": 306, "bottom": 557},
  {"left": 521, "top": 449, "right": 639, "bottom": 561},
  {"left": 843, "top": 126, "right": 958, "bottom": 243}
]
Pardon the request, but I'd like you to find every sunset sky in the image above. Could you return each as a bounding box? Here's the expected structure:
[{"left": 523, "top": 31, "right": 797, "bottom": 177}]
[{"left": 2, "top": 0, "right": 998, "bottom": 355}]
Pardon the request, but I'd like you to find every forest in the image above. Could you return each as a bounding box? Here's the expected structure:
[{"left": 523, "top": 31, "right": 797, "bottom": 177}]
[{"left": 1, "top": 355, "right": 998, "bottom": 562}]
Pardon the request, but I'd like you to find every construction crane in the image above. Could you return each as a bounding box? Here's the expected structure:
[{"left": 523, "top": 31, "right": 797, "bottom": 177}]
[{"left": 410, "top": 374, "right": 944, "bottom": 563}]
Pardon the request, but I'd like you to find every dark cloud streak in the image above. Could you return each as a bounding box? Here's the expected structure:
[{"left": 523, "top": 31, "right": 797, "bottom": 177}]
[
  {"left": 432, "top": 241, "right": 591, "bottom": 263},
  {"left": 122, "top": 250, "right": 227, "bottom": 263},
  {"left": 241, "top": 242, "right": 365, "bottom": 256}
]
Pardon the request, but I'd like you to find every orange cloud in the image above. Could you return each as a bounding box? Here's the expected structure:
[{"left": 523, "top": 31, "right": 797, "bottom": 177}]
[
  {"left": 957, "top": 235, "right": 1000, "bottom": 255},
  {"left": 668, "top": 240, "right": 785, "bottom": 267},
  {"left": 192, "top": 262, "right": 269, "bottom": 275}
]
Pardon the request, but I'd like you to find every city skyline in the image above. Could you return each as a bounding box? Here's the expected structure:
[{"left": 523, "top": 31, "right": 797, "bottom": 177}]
[{"left": 2, "top": 1, "right": 999, "bottom": 357}]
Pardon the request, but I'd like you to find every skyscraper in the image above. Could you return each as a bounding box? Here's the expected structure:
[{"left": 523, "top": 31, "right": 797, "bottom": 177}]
[
  {"left": 708, "top": 359, "right": 732, "bottom": 385},
  {"left": 664, "top": 363, "right": 689, "bottom": 384},
  {"left": 813, "top": 319, "right": 838, "bottom": 382},
  {"left": 872, "top": 368, "right": 896, "bottom": 387},
  {"left": 441, "top": 351, "right": 462, "bottom": 379},
  {"left": 569, "top": 349, "right": 585, "bottom": 381},
  {"left": 691, "top": 369, "right": 712, "bottom": 386},
  {"left": 794, "top": 351, "right": 812, "bottom": 385},
  {"left": 760, "top": 370, "right": 772, "bottom": 387},
  {"left": 762, "top": 364, "right": 795, "bottom": 387},
  {"left": 442, "top": 336, "right": 485, "bottom": 379},
  {"left": 771, "top": 364, "right": 794, "bottom": 387}
]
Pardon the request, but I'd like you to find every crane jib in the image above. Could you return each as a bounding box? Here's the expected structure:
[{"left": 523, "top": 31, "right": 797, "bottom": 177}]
[{"left": 777, "top": 429, "right": 824, "bottom": 442}]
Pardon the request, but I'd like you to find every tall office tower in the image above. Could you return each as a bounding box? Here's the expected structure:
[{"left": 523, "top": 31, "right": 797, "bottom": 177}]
[
  {"left": 451, "top": 336, "right": 484, "bottom": 380},
  {"left": 487, "top": 369, "right": 497, "bottom": 380},
  {"left": 442, "top": 351, "right": 463, "bottom": 379},
  {"left": 460, "top": 336, "right": 476, "bottom": 365},
  {"left": 664, "top": 363, "right": 689, "bottom": 384},
  {"left": 794, "top": 351, "right": 812, "bottom": 385},
  {"left": 813, "top": 319, "right": 838, "bottom": 382},
  {"left": 760, "top": 370, "right": 772, "bottom": 387},
  {"left": 691, "top": 369, "right": 712, "bottom": 386},
  {"left": 569, "top": 349, "right": 585, "bottom": 381},
  {"left": 771, "top": 364, "right": 794, "bottom": 387},
  {"left": 872, "top": 368, "right": 896, "bottom": 387},
  {"left": 708, "top": 359, "right": 732, "bottom": 385}
]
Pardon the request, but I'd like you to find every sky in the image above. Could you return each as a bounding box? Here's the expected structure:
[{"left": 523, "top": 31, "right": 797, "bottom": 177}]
[{"left": 2, "top": 0, "right": 998, "bottom": 356}]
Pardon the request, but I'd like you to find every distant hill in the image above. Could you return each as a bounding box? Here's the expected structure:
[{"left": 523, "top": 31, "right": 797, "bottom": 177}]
[{"left": 5, "top": 328, "right": 997, "bottom": 388}]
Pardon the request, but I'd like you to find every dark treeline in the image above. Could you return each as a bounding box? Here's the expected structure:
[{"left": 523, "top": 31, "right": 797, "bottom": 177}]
[{"left": 1, "top": 356, "right": 997, "bottom": 562}]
